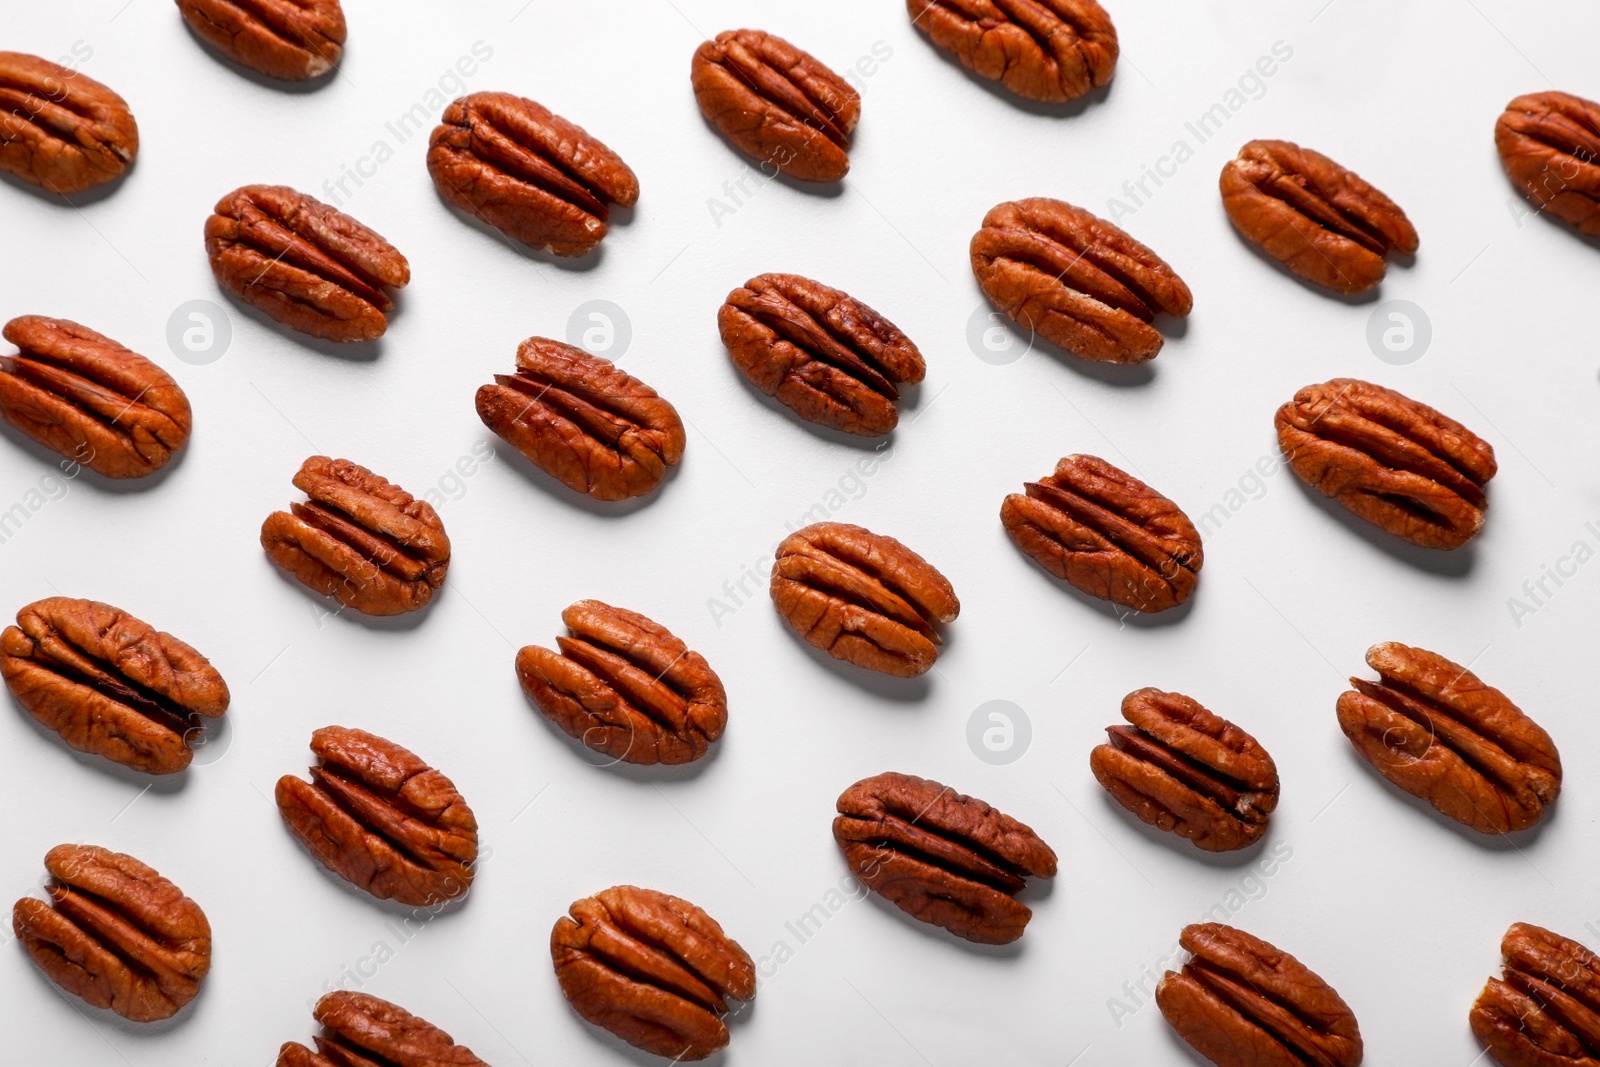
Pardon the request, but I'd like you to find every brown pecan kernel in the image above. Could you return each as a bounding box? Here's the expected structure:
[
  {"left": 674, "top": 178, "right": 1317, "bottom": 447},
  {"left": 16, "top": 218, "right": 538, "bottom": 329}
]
[
  {"left": 1158, "top": 923, "right": 1363, "bottom": 1067},
  {"left": 427, "top": 92, "right": 639, "bottom": 257},
  {"left": 906, "top": 0, "right": 1118, "bottom": 104},
  {"left": 1472, "top": 923, "right": 1600, "bottom": 1067},
  {"left": 0, "top": 52, "right": 138, "bottom": 195},
  {"left": 971, "top": 198, "right": 1192, "bottom": 363},
  {"left": 1496, "top": 91, "right": 1600, "bottom": 237},
  {"left": 1338, "top": 643, "right": 1560, "bottom": 834},
  {"left": 833, "top": 771, "right": 1056, "bottom": 945},
  {"left": 770, "top": 522, "right": 959, "bottom": 678},
  {"left": 475, "top": 337, "right": 685, "bottom": 501},
  {"left": 12, "top": 844, "right": 211, "bottom": 1022},
  {"left": 1276, "top": 378, "right": 1497, "bottom": 550},
  {"left": 204, "top": 184, "right": 409, "bottom": 342},
  {"left": 0, "top": 316, "right": 192, "bottom": 478},
  {"left": 1091, "top": 689, "right": 1278, "bottom": 852},
  {"left": 552, "top": 885, "right": 756, "bottom": 1061},
  {"left": 277, "top": 991, "right": 490, "bottom": 1067},
  {"left": 176, "top": 0, "right": 347, "bottom": 81},
  {"left": 0, "top": 597, "right": 229, "bottom": 775},
  {"left": 718, "top": 273, "right": 924, "bottom": 436}
]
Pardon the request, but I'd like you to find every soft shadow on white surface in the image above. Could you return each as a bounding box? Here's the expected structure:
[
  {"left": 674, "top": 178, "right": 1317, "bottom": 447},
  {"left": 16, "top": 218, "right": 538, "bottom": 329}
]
[
  {"left": 1095, "top": 788, "right": 1275, "bottom": 869},
  {"left": 1226, "top": 230, "right": 1388, "bottom": 307},
  {"left": 525, "top": 703, "right": 727, "bottom": 783},
  {"left": 223, "top": 298, "right": 388, "bottom": 363},
  {"left": 263, "top": 564, "right": 437, "bottom": 633},
  {"left": 855, "top": 884, "right": 1027, "bottom": 960},
  {"left": 0, "top": 166, "right": 136, "bottom": 206},
  {"left": 0, "top": 423, "right": 190, "bottom": 494},
  {"left": 726, "top": 366, "right": 901, "bottom": 453},
  {"left": 772, "top": 619, "right": 935, "bottom": 703},
  {"left": 913, "top": 42, "right": 1116, "bottom": 119},
  {"left": 178, "top": 20, "right": 341, "bottom": 94},
  {"left": 1008, "top": 555, "right": 1198, "bottom": 631},
  {"left": 490, "top": 440, "right": 681, "bottom": 518},
  {"left": 990, "top": 311, "right": 1159, "bottom": 388},
  {"left": 425, "top": 184, "right": 617, "bottom": 274},
  {"left": 278, "top": 830, "right": 481, "bottom": 921},
  {"left": 6, "top": 694, "right": 193, "bottom": 794},
  {"left": 1337, "top": 745, "right": 1559, "bottom": 851},
  {"left": 1284, "top": 475, "right": 1479, "bottom": 578}
]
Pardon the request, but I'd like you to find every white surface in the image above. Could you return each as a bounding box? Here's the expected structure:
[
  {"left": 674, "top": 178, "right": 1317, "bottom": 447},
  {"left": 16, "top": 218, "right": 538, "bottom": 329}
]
[{"left": 2, "top": 1, "right": 1598, "bottom": 1064}]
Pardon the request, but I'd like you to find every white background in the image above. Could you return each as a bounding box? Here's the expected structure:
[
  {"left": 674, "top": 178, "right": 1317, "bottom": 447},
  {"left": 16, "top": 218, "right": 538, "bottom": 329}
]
[{"left": 2, "top": 1, "right": 1598, "bottom": 1064}]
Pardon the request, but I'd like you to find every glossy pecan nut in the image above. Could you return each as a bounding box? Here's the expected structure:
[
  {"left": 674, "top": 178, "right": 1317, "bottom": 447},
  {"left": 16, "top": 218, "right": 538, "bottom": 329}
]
[
  {"left": 551, "top": 885, "right": 756, "bottom": 1061},
  {"left": 1338, "top": 643, "right": 1560, "bottom": 834},
  {"left": 771, "top": 522, "right": 959, "bottom": 677},
  {"left": 1276, "top": 378, "right": 1497, "bottom": 549},
  {"left": 833, "top": 771, "right": 1056, "bottom": 945},
  {"left": 0, "top": 52, "right": 138, "bottom": 195},
  {"left": 0, "top": 316, "right": 192, "bottom": 478},
  {"left": 906, "top": 0, "right": 1117, "bottom": 103},
  {"left": 205, "top": 184, "right": 409, "bottom": 341},
  {"left": 1091, "top": 689, "right": 1278, "bottom": 852},
  {"left": 971, "top": 197, "right": 1192, "bottom": 363},
  {"left": 427, "top": 91, "right": 639, "bottom": 257},
  {"left": 261, "top": 456, "right": 450, "bottom": 616},
  {"left": 176, "top": 0, "right": 346, "bottom": 80},
  {"left": 719, "top": 273, "right": 924, "bottom": 436},
  {"left": 1496, "top": 91, "right": 1600, "bottom": 237},
  {"left": 1158, "top": 923, "right": 1363, "bottom": 1067},
  {"left": 0, "top": 597, "right": 229, "bottom": 774},
  {"left": 12, "top": 844, "right": 210, "bottom": 1022},
  {"left": 1472, "top": 923, "right": 1600, "bottom": 1067},
  {"left": 277, "top": 991, "right": 490, "bottom": 1067},
  {"left": 476, "top": 337, "right": 685, "bottom": 501}
]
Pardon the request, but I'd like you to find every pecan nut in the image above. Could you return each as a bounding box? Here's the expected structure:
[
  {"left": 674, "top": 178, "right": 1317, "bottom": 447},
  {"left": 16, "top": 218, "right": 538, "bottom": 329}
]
[
  {"left": 833, "top": 771, "right": 1056, "bottom": 945},
  {"left": 692, "top": 29, "right": 858, "bottom": 182},
  {"left": 12, "top": 844, "right": 210, "bottom": 1022},
  {"left": 971, "top": 197, "right": 1192, "bottom": 363},
  {"left": 1157, "top": 923, "right": 1363, "bottom": 1067},
  {"left": 1338, "top": 642, "right": 1560, "bottom": 834},
  {"left": 1276, "top": 378, "right": 1497, "bottom": 549},
  {"left": 205, "top": 184, "right": 410, "bottom": 342},
  {"left": 906, "top": 0, "right": 1118, "bottom": 104},
  {"left": 1091, "top": 689, "right": 1278, "bottom": 852},
  {"left": 551, "top": 885, "right": 756, "bottom": 1061},
  {"left": 427, "top": 92, "right": 639, "bottom": 257},
  {"left": 1, "top": 597, "right": 229, "bottom": 775},
  {"left": 1472, "top": 923, "right": 1600, "bottom": 1067},
  {"left": 718, "top": 273, "right": 924, "bottom": 436},
  {"left": 277, "top": 991, "right": 490, "bottom": 1067},
  {"left": 0, "top": 316, "right": 192, "bottom": 478},
  {"left": 0, "top": 51, "right": 138, "bottom": 195},
  {"left": 176, "top": 0, "right": 346, "bottom": 81},
  {"left": 771, "top": 522, "right": 959, "bottom": 677},
  {"left": 261, "top": 456, "right": 450, "bottom": 616},
  {"left": 1496, "top": 91, "right": 1600, "bottom": 237},
  {"left": 475, "top": 337, "right": 685, "bottom": 501}
]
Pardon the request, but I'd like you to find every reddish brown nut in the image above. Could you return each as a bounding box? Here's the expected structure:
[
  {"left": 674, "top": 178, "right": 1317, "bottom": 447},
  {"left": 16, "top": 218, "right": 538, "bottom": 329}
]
[
  {"left": 1496, "top": 91, "right": 1600, "bottom": 237},
  {"left": 1276, "top": 378, "right": 1497, "bottom": 550},
  {"left": 0, "top": 316, "right": 191, "bottom": 478},
  {"left": 552, "top": 885, "right": 756, "bottom": 1061},
  {"left": 277, "top": 991, "right": 490, "bottom": 1067},
  {"left": 1472, "top": 923, "right": 1600, "bottom": 1067},
  {"left": 0, "top": 52, "right": 138, "bottom": 195},
  {"left": 12, "top": 844, "right": 210, "bottom": 1022},
  {"left": 175, "top": 0, "right": 346, "bottom": 81},
  {"left": 1338, "top": 643, "right": 1560, "bottom": 835},
  {"left": 905, "top": 0, "right": 1117, "bottom": 104}
]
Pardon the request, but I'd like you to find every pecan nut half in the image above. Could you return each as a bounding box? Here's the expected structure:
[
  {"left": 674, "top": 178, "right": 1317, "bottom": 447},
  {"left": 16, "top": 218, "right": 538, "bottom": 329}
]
[
  {"left": 1472, "top": 923, "right": 1600, "bottom": 1067},
  {"left": 476, "top": 337, "right": 685, "bottom": 501},
  {"left": 551, "top": 885, "right": 756, "bottom": 1061},
  {"left": 1496, "top": 91, "right": 1600, "bottom": 237},
  {"left": 12, "top": 844, "right": 210, "bottom": 1022},
  {"left": 1276, "top": 378, "right": 1497, "bottom": 550},
  {"left": 428, "top": 92, "right": 639, "bottom": 257},
  {"left": 261, "top": 456, "right": 450, "bottom": 616},
  {"left": 692, "top": 30, "right": 858, "bottom": 182},
  {"left": 834, "top": 771, "right": 1056, "bottom": 945},
  {"left": 1158, "top": 923, "right": 1363, "bottom": 1067},
  {"left": 277, "top": 991, "right": 490, "bottom": 1067},
  {"left": 0, "top": 52, "right": 138, "bottom": 195},
  {"left": 205, "top": 184, "right": 409, "bottom": 342},
  {"left": 906, "top": 0, "right": 1117, "bottom": 104},
  {"left": 771, "top": 522, "right": 959, "bottom": 677},
  {"left": 176, "top": 0, "right": 346, "bottom": 81},
  {"left": 1338, "top": 643, "right": 1560, "bottom": 834},
  {"left": 0, "top": 316, "right": 191, "bottom": 478},
  {"left": 971, "top": 198, "right": 1192, "bottom": 363},
  {"left": 1, "top": 597, "right": 229, "bottom": 775},
  {"left": 1091, "top": 689, "right": 1278, "bottom": 852},
  {"left": 719, "top": 273, "right": 924, "bottom": 436}
]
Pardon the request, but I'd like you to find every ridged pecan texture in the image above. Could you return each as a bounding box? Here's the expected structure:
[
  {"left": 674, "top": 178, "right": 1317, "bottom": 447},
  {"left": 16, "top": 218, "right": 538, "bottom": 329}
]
[
  {"left": 175, "top": 0, "right": 347, "bottom": 80},
  {"left": 277, "top": 991, "right": 490, "bottom": 1067},
  {"left": 905, "top": 0, "right": 1118, "bottom": 103},
  {"left": 0, "top": 51, "right": 138, "bottom": 194},
  {"left": 1496, "top": 91, "right": 1600, "bottom": 237},
  {"left": 1472, "top": 923, "right": 1600, "bottom": 1067}
]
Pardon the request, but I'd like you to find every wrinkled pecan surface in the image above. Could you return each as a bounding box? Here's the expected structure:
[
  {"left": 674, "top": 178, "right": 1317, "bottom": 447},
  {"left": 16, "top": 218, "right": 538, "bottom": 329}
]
[
  {"left": 278, "top": 991, "right": 490, "bottom": 1067},
  {"left": 1496, "top": 91, "right": 1600, "bottom": 237},
  {"left": 176, "top": 0, "right": 346, "bottom": 80},
  {"left": 906, "top": 0, "right": 1118, "bottom": 103},
  {"left": 1472, "top": 923, "right": 1600, "bottom": 1067},
  {"left": 0, "top": 52, "right": 138, "bottom": 195}
]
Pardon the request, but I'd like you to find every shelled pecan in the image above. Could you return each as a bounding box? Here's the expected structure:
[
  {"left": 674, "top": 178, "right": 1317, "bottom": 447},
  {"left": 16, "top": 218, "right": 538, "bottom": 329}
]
[
  {"left": 0, "top": 51, "right": 138, "bottom": 194},
  {"left": 277, "top": 991, "right": 489, "bottom": 1067},
  {"left": 1472, "top": 923, "right": 1600, "bottom": 1067},
  {"left": 1496, "top": 91, "right": 1600, "bottom": 237},
  {"left": 905, "top": 0, "right": 1118, "bottom": 104},
  {"left": 175, "top": 0, "right": 347, "bottom": 81}
]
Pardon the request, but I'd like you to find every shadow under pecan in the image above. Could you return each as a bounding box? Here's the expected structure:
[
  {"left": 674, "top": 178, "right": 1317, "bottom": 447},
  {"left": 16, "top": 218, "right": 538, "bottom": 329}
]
[
  {"left": 176, "top": 0, "right": 347, "bottom": 81},
  {"left": 261, "top": 456, "right": 450, "bottom": 616},
  {"left": 12, "top": 844, "right": 210, "bottom": 1022},
  {"left": 692, "top": 29, "right": 858, "bottom": 183},
  {"left": 1276, "top": 378, "right": 1497, "bottom": 550},
  {"left": 1158, "top": 923, "right": 1363, "bottom": 1067},
  {"left": 1, "top": 597, "right": 229, "bottom": 774},
  {"left": 278, "top": 991, "right": 489, "bottom": 1067},
  {"left": 1220, "top": 139, "right": 1418, "bottom": 294},
  {"left": 1496, "top": 91, "right": 1600, "bottom": 237},
  {"left": 428, "top": 91, "right": 639, "bottom": 257},
  {"left": 552, "top": 885, "right": 756, "bottom": 1061},
  {"left": 971, "top": 197, "right": 1191, "bottom": 363},
  {"left": 719, "top": 273, "right": 924, "bottom": 436},
  {"left": 834, "top": 771, "right": 1056, "bottom": 945},
  {"left": 1472, "top": 923, "right": 1600, "bottom": 1067},
  {"left": 0, "top": 316, "right": 192, "bottom": 478},
  {"left": 1338, "top": 642, "right": 1560, "bottom": 835},
  {"left": 205, "top": 184, "right": 409, "bottom": 341},
  {"left": 906, "top": 0, "right": 1118, "bottom": 104},
  {"left": 517, "top": 600, "right": 727, "bottom": 766},
  {"left": 0, "top": 51, "right": 138, "bottom": 195}
]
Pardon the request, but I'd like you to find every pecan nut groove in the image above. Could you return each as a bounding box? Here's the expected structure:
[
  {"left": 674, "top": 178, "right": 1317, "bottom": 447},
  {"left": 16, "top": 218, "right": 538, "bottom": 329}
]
[
  {"left": 1472, "top": 923, "right": 1600, "bottom": 1067},
  {"left": 0, "top": 51, "right": 139, "bottom": 195},
  {"left": 176, "top": 0, "right": 347, "bottom": 81},
  {"left": 1496, "top": 91, "right": 1600, "bottom": 237},
  {"left": 277, "top": 991, "right": 490, "bottom": 1067},
  {"left": 906, "top": 0, "right": 1118, "bottom": 104}
]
